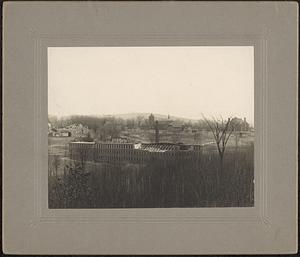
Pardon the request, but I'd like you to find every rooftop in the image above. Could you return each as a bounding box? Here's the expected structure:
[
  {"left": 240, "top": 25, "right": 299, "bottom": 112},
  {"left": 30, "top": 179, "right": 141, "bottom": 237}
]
[
  {"left": 69, "top": 141, "right": 214, "bottom": 152},
  {"left": 70, "top": 141, "right": 95, "bottom": 144}
]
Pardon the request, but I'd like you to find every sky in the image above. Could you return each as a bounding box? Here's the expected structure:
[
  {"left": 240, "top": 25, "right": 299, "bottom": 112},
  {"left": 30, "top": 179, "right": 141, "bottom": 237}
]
[{"left": 48, "top": 46, "right": 254, "bottom": 124}]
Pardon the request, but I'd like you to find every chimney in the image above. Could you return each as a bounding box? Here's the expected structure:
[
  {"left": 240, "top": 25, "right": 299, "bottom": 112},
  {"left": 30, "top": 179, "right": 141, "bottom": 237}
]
[{"left": 155, "top": 120, "right": 159, "bottom": 143}]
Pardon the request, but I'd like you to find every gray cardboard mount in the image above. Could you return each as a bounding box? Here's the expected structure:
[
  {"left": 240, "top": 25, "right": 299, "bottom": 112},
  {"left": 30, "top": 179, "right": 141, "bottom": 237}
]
[{"left": 2, "top": 1, "right": 298, "bottom": 255}]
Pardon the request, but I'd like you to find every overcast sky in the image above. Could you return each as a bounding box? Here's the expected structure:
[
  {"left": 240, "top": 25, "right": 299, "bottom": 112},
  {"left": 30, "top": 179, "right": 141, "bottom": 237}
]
[{"left": 48, "top": 46, "right": 254, "bottom": 124}]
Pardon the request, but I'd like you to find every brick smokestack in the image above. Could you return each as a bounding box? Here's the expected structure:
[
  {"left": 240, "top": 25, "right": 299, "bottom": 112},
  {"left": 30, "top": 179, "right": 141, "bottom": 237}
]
[{"left": 155, "top": 120, "right": 159, "bottom": 143}]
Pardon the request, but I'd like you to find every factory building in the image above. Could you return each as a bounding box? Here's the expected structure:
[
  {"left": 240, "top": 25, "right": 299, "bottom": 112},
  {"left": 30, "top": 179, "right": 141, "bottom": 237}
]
[{"left": 69, "top": 141, "right": 203, "bottom": 164}]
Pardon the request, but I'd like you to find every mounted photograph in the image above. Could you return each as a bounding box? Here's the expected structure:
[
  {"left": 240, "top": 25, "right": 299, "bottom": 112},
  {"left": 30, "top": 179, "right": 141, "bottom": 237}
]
[{"left": 48, "top": 46, "right": 254, "bottom": 208}]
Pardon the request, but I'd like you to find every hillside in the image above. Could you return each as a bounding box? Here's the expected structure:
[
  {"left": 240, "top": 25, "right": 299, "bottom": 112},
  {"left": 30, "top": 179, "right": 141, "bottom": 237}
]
[{"left": 104, "top": 112, "right": 200, "bottom": 123}]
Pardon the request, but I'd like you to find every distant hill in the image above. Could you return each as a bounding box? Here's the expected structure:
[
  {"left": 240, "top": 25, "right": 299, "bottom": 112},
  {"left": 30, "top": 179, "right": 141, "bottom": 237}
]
[
  {"left": 105, "top": 112, "right": 200, "bottom": 123},
  {"left": 49, "top": 113, "right": 201, "bottom": 123}
]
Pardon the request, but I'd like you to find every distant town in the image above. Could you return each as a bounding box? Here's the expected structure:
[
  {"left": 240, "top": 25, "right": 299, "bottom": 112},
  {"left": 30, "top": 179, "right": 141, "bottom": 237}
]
[
  {"left": 48, "top": 113, "right": 253, "bottom": 161},
  {"left": 48, "top": 113, "right": 253, "bottom": 143}
]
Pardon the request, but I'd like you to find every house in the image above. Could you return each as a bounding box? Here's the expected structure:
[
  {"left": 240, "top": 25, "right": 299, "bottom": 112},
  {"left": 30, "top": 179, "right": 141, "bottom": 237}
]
[
  {"left": 231, "top": 117, "right": 249, "bottom": 132},
  {"left": 65, "top": 123, "right": 89, "bottom": 137},
  {"left": 59, "top": 130, "right": 71, "bottom": 137},
  {"left": 49, "top": 129, "right": 71, "bottom": 137},
  {"left": 158, "top": 120, "right": 172, "bottom": 130},
  {"left": 168, "top": 121, "right": 185, "bottom": 131}
]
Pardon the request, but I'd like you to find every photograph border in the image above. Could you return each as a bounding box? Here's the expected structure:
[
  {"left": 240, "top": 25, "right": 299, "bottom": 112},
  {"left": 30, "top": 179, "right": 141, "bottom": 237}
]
[
  {"left": 3, "top": 2, "right": 297, "bottom": 254},
  {"left": 35, "top": 34, "right": 264, "bottom": 223}
]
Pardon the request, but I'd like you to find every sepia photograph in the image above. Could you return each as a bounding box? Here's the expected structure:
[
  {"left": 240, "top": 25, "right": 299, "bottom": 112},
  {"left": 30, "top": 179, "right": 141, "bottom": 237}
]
[
  {"left": 48, "top": 46, "right": 254, "bottom": 208},
  {"left": 3, "top": 2, "right": 297, "bottom": 254}
]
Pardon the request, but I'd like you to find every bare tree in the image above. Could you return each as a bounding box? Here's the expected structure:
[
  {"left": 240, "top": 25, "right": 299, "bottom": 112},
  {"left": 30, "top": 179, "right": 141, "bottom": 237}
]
[
  {"left": 53, "top": 155, "right": 60, "bottom": 177},
  {"left": 203, "top": 116, "right": 235, "bottom": 187},
  {"left": 49, "top": 154, "right": 60, "bottom": 177},
  {"left": 234, "top": 132, "right": 241, "bottom": 152}
]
